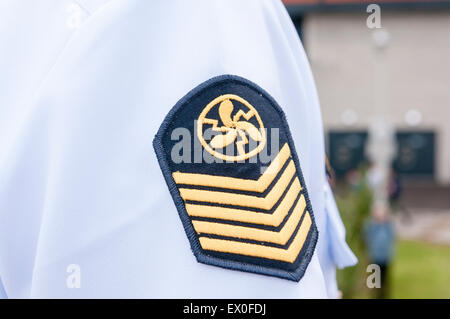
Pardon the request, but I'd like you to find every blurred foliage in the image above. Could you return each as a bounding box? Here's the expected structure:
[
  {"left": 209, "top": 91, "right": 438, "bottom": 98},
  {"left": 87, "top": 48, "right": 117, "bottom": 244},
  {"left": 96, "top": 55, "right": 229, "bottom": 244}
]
[
  {"left": 392, "top": 240, "right": 450, "bottom": 299},
  {"left": 334, "top": 166, "right": 373, "bottom": 298},
  {"left": 335, "top": 166, "right": 450, "bottom": 298}
]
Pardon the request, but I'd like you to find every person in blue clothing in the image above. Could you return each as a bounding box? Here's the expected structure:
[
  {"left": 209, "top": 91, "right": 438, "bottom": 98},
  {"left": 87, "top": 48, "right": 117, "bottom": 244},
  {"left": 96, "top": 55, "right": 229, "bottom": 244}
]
[{"left": 364, "top": 205, "right": 395, "bottom": 298}]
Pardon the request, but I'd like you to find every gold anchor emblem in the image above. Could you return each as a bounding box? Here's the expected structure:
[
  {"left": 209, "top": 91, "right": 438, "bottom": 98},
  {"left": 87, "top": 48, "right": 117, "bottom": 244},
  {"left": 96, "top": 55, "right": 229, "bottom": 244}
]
[{"left": 197, "top": 94, "right": 266, "bottom": 161}]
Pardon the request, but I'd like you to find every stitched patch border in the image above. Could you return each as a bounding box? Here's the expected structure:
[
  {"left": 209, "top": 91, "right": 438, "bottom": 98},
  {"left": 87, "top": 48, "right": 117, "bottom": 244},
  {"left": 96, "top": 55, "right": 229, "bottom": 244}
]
[{"left": 153, "top": 75, "right": 318, "bottom": 281}]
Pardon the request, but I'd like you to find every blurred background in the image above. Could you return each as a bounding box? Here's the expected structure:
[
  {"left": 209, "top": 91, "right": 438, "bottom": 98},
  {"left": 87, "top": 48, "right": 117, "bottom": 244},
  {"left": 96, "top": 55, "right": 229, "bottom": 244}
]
[{"left": 282, "top": 0, "right": 450, "bottom": 298}]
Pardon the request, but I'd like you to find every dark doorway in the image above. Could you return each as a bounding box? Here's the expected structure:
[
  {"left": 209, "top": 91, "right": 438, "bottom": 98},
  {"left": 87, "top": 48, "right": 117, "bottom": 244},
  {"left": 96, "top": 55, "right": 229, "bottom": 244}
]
[{"left": 327, "top": 130, "right": 436, "bottom": 179}]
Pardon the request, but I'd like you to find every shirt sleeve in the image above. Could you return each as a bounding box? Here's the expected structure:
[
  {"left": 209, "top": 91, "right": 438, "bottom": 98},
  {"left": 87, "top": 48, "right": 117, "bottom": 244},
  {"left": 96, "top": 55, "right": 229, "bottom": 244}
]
[
  {"left": 0, "top": 0, "right": 332, "bottom": 298},
  {"left": 0, "top": 277, "right": 7, "bottom": 299},
  {"left": 325, "top": 182, "right": 358, "bottom": 269}
]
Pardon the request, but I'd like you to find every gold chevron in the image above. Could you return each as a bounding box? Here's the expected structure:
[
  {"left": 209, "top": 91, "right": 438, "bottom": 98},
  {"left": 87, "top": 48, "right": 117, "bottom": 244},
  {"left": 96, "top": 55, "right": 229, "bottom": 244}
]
[
  {"left": 186, "top": 182, "right": 304, "bottom": 226},
  {"left": 172, "top": 142, "right": 312, "bottom": 263},
  {"left": 172, "top": 143, "right": 291, "bottom": 192},
  {"left": 199, "top": 212, "right": 312, "bottom": 263},
  {"left": 178, "top": 160, "right": 297, "bottom": 210},
  {"left": 192, "top": 195, "right": 306, "bottom": 245}
]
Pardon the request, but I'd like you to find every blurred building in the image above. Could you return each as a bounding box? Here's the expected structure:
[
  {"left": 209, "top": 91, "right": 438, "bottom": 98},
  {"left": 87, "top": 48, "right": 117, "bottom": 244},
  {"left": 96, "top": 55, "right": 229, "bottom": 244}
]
[{"left": 283, "top": 0, "right": 450, "bottom": 185}]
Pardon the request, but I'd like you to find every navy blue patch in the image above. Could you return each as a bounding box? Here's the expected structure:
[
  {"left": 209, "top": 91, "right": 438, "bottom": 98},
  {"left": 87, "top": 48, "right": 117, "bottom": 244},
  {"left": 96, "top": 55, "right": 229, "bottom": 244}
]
[{"left": 153, "top": 75, "right": 318, "bottom": 281}]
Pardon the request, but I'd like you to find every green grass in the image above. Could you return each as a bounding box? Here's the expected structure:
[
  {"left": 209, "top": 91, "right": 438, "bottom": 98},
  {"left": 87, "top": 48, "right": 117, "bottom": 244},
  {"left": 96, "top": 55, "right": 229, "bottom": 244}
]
[
  {"left": 334, "top": 177, "right": 450, "bottom": 298},
  {"left": 391, "top": 240, "right": 450, "bottom": 299},
  {"left": 338, "top": 239, "right": 450, "bottom": 299}
]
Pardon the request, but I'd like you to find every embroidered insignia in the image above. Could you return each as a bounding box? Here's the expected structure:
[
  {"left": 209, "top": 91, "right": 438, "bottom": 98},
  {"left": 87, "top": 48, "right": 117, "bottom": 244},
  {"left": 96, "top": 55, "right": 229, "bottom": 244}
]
[
  {"left": 197, "top": 94, "right": 266, "bottom": 161},
  {"left": 153, "top": 75, "right": 318, "bottom": 281}
]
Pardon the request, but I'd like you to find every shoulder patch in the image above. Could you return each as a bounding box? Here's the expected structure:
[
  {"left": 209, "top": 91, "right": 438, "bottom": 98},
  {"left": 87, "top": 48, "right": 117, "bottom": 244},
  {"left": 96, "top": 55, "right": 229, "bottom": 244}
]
[{"left": 153, "top": 75, "right": 318, "bottom": 281}]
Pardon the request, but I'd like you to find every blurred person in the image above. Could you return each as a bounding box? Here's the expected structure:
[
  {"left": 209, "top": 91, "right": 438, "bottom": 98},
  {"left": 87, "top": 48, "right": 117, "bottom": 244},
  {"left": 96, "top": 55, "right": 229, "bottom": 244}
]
[
  {"left": 346, "top": 168, "right": 362, "bottom": 191},
  {"left": 0, "top": 0, "right": 356, "bottom": 298},
  {"left": 388, "top": 168, "right": 412, "bottom": 223},
  {"left": 388, "top": 170, "right": 402, "bottom": 208},
  {"left": 364, "top": 204, "right": 395, "bottom": 299}
]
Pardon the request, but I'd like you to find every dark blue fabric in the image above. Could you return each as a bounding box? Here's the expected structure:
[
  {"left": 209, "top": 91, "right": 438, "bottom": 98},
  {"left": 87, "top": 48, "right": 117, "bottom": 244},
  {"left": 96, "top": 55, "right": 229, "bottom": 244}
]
[
  {"left": 364, "top": 219, "right": 395, "bottom": 264},
  {"left": 153, "top": 75, "right": 318, "bottom": 282}
]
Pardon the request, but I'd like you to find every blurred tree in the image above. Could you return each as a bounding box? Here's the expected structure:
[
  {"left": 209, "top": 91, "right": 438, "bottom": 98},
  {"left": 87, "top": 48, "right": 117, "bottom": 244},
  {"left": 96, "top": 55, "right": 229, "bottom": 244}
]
[{"left": 335, "top": 165, "right": 373, "bottom": 298}]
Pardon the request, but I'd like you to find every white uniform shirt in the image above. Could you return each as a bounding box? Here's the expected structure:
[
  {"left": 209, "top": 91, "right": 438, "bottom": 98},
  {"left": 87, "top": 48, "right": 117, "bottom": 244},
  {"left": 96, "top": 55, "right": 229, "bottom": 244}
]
[{"left": 0, "top": 0, "right": 356, "bottom": 298}]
